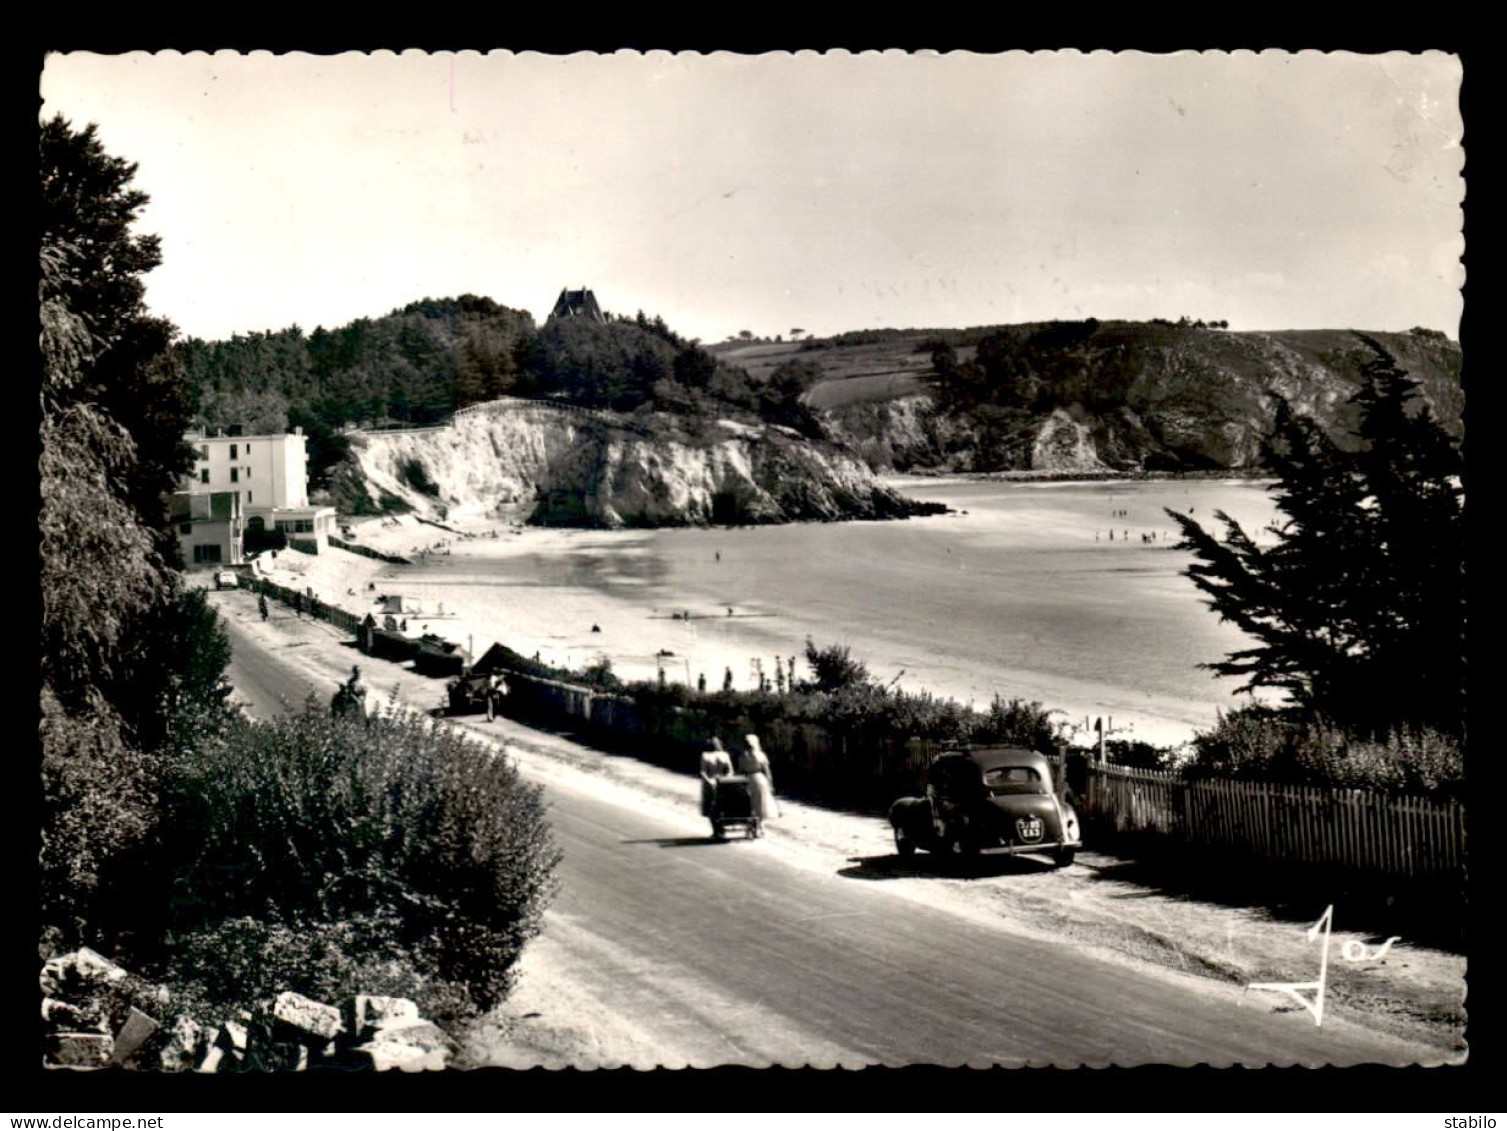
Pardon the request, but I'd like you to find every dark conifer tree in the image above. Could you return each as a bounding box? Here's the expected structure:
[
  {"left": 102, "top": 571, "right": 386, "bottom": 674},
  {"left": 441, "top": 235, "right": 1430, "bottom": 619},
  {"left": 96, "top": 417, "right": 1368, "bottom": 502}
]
[{"left": 1167, "top": 338, "right": 1464, "bottom": 738}]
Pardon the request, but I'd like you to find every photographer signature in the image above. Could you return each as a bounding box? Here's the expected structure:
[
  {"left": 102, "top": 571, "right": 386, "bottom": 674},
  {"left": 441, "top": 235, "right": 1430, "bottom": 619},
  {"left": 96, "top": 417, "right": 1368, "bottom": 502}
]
[{"left": 1244, "top": 905, "right": 1401, "bottom": 1026}]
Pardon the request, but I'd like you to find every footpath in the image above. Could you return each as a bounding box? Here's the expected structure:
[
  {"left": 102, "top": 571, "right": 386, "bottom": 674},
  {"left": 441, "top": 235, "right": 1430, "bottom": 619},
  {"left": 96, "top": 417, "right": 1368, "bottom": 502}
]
[{"left": 209, "top": 586, "right": 1468, "bottom": 1066}]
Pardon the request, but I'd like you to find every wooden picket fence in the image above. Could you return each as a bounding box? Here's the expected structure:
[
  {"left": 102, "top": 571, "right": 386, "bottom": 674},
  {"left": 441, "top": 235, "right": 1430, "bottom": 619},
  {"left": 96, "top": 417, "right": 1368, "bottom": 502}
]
[{"left": 1077, "top": 760, "right": 1464, "bottom": 881}]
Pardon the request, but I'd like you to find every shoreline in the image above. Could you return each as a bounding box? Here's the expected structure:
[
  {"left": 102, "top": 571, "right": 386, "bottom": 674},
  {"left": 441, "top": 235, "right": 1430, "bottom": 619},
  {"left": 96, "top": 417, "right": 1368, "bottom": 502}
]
[
  {"left": 245, "top": 493, "right": 1264, "bottom": 750},
  {"left": 890, "top": 467, "right": 1277, "bottom": 484}
]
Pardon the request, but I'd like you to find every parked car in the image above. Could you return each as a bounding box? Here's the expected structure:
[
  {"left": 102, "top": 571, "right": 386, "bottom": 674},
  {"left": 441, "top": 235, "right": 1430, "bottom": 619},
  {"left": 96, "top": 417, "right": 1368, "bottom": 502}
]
[
  {"left": 213, "top": 569, "right": 239, "bottom": 590},
  {"left": 889, "top": 746, "right": 1081, "bottom": 868}
]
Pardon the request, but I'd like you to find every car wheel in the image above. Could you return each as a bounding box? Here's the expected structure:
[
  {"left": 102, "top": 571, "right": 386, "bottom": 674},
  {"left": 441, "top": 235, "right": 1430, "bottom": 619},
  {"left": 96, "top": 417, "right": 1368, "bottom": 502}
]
[
  {"left": 1053, "top": 847, "right": 1076, "bottom": 868},
  {"left": 894, "top": 827, "right": 916, "bottom": 858}
]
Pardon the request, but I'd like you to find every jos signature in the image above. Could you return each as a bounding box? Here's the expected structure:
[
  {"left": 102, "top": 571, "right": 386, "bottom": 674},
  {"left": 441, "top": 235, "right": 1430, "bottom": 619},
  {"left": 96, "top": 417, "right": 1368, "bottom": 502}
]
[{"left": 1243, "top": 905, "right": 1401, "bottom": 1027}]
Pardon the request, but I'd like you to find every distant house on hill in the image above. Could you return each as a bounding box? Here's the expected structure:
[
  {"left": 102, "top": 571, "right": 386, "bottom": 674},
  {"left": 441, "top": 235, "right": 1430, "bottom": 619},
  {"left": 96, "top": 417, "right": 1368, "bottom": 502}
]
[{"left": 548, "top": 287, "right": 606, "bottom": 324}]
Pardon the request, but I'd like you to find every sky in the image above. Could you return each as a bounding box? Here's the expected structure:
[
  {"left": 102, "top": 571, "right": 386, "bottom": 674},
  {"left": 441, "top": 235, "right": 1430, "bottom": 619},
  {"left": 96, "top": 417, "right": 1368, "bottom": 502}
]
[{"left": 40, "top": 50, "right": 1464, "bottom": 345}]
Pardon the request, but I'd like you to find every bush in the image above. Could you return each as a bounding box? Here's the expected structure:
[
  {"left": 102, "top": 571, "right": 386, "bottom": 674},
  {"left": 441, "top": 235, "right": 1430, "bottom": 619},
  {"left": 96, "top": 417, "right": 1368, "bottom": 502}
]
[
  {"left": 164, "top": 914, "right": 443, "bottom": 1020},
  {"left": 161, "top": 704, "right": 560, "bottom": 1017},
  {"left": 969, "top": 695, "right": 1066, "bottom": 751},
  {"left": 580, "top": 655, "right": 622, "bottom": 690},
  {"left": 39, "top": 688, "right": 162, "bottom": 949},
  {"left": 803, "top": 638, "right": 869, "bottom": 693},
  {"left": 1186, "top": 705, "right": 1464, "bottom": 800}
]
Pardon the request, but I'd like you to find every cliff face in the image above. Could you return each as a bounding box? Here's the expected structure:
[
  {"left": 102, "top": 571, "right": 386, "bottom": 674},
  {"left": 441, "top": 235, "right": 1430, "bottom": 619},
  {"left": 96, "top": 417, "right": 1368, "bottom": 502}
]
[
  {"left": 820, "top": 327, "right": 1463, "bottom": 473},
  {"left": 335, "top": 400, "right": 929, "bottom": 527}
]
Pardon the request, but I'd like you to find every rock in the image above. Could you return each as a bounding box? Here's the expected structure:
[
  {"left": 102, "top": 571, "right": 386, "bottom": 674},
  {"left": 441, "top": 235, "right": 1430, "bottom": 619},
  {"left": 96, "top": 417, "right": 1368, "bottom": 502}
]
[
  {"left": 41, "top": 997, "right": 93, "bottom": 1029},
  {"left": 45, "top": 1032, "right": 112, "bottom": 1068},
  {"left": 349, "top": 994, "right": 419, "bottom": 1038},
  {"left": 271, "top": 991, "right": 343, "bottom": 1042},
  {"left": 108, "top": 1007, "right": 160, "bottom": 1066},
  {"left": 195, "top": 1044, "right": 225, "bottom": 1074},
  {"left": 158, "top": 1016, "right": 205, "bottom": 1072},
  {"left": 72, "top": 948, "right": 128, "bottom": 985},
  {"left": 351, "top": 1019, "right": 451, "bottom": 1072},
  {"left": 218, "top": 1019, "right": 249, "bottom": 1058}
]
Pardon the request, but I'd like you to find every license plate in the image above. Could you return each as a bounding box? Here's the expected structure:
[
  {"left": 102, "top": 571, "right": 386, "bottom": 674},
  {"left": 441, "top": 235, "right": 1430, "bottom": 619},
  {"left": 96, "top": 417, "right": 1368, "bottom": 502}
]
[{"left": 1016, "top": 817, "right": 1043, "bottom": 841}]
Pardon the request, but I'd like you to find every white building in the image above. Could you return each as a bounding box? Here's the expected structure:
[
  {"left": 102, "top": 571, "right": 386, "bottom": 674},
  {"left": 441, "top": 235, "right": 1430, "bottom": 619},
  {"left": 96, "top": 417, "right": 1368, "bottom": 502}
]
[{"left": 176, "top": 426, "right": 338, "bottom": 564}]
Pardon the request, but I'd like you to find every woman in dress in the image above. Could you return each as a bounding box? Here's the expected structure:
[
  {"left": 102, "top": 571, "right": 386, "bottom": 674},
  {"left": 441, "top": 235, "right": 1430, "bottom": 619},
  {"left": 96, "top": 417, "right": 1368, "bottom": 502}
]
[{"left": 739, "top": 734, "right": 780, "bottom": 830}]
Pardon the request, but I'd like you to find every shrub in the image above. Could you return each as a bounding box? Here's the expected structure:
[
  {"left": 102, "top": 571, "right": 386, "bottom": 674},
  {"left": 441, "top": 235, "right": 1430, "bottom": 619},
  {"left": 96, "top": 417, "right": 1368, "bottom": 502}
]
[
  {"left": 39, "top": 688, "right": 162, "bottom": 949},
  {"left": 161, "top": 705, "right": 560, "bottom": 1016},
  {"left": 1185, "top": 705, "right": 1464, "bottom": 800},
  {"left": 969, "top": 695, "right": 1066, "bottom": 751},
  {"left": 581, "top": 655, "right": 622, "bottom": 690},
  {"left": 803, "top": 638, "right": 869, "bottom": 693},
  {"left": 164, "top": 914, "right": 436, "bottom": 1020}
]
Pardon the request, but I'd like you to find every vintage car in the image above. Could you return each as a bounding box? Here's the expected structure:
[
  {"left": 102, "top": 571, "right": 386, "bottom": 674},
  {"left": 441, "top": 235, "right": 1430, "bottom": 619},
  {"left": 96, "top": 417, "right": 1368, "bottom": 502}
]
[
  {"left": 889, "top": 746, "right": 1081, "bottom": 868},
  {"left": 213, "top": 569, "right": 239, "bottom": 590}
]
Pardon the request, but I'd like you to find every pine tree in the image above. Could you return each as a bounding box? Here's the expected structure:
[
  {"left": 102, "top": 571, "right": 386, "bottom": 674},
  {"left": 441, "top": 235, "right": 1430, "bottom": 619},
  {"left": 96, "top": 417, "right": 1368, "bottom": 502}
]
[{"left": 1167, "top": 337, "right": 1464, "bottom": 738}]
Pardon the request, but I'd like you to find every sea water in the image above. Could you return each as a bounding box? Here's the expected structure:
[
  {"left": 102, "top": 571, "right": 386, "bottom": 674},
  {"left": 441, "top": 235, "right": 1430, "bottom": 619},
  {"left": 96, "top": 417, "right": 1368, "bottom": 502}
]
[{"left": 443, "top": 477, "right": 1285, "bottom": 748}]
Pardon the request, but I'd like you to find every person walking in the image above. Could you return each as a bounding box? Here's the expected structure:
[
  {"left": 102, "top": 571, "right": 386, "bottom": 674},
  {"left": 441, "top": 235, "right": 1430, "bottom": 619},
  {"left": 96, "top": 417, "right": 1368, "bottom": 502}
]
[
  {"left": 293, "top": 592, "right": 303, "bottom": 619},
  {"left": 739, "top": 734, "right": 780, "bottom": 833},
  {"left": 699, "top": 737, "right": 734, "bottom": 820},
  {"left": 485, "top": 671, "right": 510, "bottom": 722},
  {"left": 258, "top": 593, "right": 269, "bottom": 622},
  {"left": 346, "top": 665, "right": 368, "bottom": 719}
]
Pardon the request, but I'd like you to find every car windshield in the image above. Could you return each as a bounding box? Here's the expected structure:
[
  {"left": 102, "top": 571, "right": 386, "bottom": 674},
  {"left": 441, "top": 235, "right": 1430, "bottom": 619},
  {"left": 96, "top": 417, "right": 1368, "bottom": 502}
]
[{"left": 983, "top": 765, "right": 1048, "bottom": 795}]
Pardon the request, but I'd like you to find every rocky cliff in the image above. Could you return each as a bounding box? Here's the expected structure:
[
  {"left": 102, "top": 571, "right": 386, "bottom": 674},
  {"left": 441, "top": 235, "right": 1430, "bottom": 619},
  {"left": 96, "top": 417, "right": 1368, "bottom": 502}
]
[
  {"left": 818, "top": 326, "right": 1463, "bottom": 473},
  {"left": 332, "top": 399, "right": 935, "bottom": 527}
]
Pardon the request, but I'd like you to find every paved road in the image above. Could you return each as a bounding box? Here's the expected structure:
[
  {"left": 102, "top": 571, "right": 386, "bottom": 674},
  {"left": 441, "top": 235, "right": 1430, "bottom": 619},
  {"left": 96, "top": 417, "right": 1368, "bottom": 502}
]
[{"left": 213, "top": 592, "right": 1441, "bottom": 1068}]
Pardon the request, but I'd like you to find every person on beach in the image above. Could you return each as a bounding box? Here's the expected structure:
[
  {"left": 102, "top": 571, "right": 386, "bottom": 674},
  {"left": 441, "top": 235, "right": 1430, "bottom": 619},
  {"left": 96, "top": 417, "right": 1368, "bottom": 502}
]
[
  {"left": 739, "top": 734, "right": 780, "bottom": 828},
  {"left": 699, "top": 737, "right": 734, "bottom": 818}
]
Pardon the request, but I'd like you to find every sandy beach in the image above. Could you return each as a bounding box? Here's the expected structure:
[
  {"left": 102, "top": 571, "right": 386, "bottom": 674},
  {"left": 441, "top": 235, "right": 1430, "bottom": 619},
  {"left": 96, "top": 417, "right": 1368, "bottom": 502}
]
[{"left": 250, "top": 476, "right": 1281, "bottom": 749}]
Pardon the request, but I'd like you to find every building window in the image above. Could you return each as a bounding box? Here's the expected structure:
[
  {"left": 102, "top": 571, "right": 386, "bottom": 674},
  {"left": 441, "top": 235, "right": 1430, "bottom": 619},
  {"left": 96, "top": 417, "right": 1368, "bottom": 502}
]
[
  {"left": 193, "top": 544, "right": 223, "bottom": 563},
  {"left": 198, "top": 445, "right": 208, "bottom": 459},
  {"left": 230, "top": 443, "right": 238, "bottom": 459},
  {"left": 247, "top": 491, "right": 253, "bottom": 504},
  {"left": 178, "top": 522, "right": 192, "bottom": 534},
  {"left": 200, "top": 468, "right": 210, "bottom": 484},
  {"left": 230, "top": 468, "right": 239, "bottom": 483}
]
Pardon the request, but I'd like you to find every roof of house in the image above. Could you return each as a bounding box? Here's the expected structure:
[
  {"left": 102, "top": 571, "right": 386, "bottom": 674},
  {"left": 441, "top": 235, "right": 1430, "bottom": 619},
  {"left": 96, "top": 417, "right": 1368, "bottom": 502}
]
[{"left": 548, "top": 287, "right": 605, "bottom": 324}]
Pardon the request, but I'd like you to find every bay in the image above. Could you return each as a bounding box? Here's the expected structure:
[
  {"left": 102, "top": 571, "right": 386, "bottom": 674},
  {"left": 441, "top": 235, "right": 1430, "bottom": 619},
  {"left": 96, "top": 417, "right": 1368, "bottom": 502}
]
[{"left": 457, "top": 476, "right": 1286, "bottom": 748}]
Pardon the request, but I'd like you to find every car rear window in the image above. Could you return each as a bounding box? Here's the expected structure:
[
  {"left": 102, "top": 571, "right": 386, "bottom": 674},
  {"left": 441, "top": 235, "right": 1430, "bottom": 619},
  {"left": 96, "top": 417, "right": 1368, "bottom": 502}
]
[{"left": 983, "top": 766, "right": 1048, "bottom": 795}]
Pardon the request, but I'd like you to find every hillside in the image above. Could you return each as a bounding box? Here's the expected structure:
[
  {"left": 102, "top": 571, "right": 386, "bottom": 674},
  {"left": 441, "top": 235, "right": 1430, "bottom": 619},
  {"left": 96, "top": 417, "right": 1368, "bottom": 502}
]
[
  {"left": 329, "top": 398, "right": 937, "bottom": 528},
  {"left": 717, "top": 323, "right": 1463, "bottom": 473},
  {"left": 186, "top": 298, "right": 1463, "bottom": 526}
]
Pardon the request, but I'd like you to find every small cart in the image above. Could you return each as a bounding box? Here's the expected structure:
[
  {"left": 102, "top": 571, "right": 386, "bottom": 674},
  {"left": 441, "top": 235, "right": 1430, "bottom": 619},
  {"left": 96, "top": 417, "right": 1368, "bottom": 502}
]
[{"left": 710, "top": 774, "right": 761, "bottom": 840}]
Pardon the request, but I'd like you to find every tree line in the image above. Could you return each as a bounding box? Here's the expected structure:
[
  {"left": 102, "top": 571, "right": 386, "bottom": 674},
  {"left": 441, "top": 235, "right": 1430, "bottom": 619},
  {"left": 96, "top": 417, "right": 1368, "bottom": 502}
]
[
  {"left": 40, "top": 116, "right": 559, "bottom": 1033},
  {"left": 178, "top": 298, "right": 826, "bottom": 490}
]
